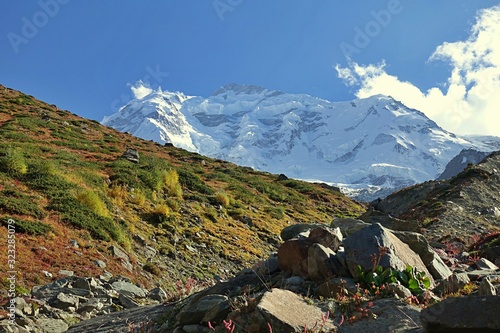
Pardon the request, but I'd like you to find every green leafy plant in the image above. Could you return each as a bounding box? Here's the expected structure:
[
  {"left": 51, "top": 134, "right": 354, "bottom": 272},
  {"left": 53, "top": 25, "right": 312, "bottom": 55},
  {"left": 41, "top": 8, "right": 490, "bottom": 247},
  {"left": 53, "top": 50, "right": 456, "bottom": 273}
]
[
  {"left": 355, "top": 264, "right": 397, "bottom": 288},
  {"left": 396, "top": 265, "right": 431, "bottom": 294},
  {"left": 355, "top": 246, "right": 431, "bottom": 294}
]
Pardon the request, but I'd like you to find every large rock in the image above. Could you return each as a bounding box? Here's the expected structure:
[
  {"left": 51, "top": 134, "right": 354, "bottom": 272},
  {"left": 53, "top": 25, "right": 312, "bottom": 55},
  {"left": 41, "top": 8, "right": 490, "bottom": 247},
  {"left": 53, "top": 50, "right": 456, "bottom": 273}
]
[
  {"left": 111, "top": 280, "right": 147, "bottom": 298},
  {"left": 48, "top": 293, "right": 81, "bottom": 311},
  {"left": 177, "top": 294, "right": 231, "bottom": 326},
  {"left": 315, "top": 277, "right": 359, "bottom": 298},
  {"left": 338, "top": 298, "right": 422, "bottom": 333},
  {"left": 147, "top": 287, "right": 168, "bottom": 302},
  {"left": 343, "top": 224, "right": 435, "bottom": 287},
  {"left": 35, "top": 318, "right": 69, "bottom": 333},
  {"left": 120, "top": 148, "right": 139, "bottom": 163},
  {"left": 330, "top": 218, "right": 370, "bottom": 237},
  {"left": 277, "top": 238, "right": 313, "bottom": 278},
  {"left": 308, "top": 226, "right": 343, "bottom": 252},
  {"left": 308, "top": 244, "right": 349, "bottom": 283},
  {"left": 476, "top": 258, "right": 499, "bottom": 271},
  {"left": 434, "top": 273, "right": 470, "bottom": 296},
  {"left": 256, "top": 289, "right": 336, "bottom": 332},
  {"left": 280, "top": 223, "right": 324, "bottom": 241},
  {"left": 108, "top": 245, "right": 133, "bottom": 271},
  {"left": 119, "top": 293, "right": 139, "bottom": 309},
  {"left": 393, "top": 230, "right": 452, "bottom": 281},
  {"left": 479, "top": 278, "right": 497, "bottom": 296},
  {"left": 420, "top": 295, "right": 500, "bottom": 332}
]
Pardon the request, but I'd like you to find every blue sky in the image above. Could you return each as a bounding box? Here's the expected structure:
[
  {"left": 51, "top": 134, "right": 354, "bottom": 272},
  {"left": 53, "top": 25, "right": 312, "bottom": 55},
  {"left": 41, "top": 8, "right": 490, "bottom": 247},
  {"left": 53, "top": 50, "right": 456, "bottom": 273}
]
[{"left": 1, "top": 1, "right": 500, "bottom": 136}]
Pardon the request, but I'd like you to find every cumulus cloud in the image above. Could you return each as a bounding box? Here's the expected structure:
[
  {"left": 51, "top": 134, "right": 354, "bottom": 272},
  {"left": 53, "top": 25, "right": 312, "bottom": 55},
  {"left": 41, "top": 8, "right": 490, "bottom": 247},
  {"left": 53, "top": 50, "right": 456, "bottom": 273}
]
[
  {"left": 130, "top": 80, "right": 154, "bottom": 99},
  {"left": 335, "top": 5, "right": 500, "bottom": 136}
]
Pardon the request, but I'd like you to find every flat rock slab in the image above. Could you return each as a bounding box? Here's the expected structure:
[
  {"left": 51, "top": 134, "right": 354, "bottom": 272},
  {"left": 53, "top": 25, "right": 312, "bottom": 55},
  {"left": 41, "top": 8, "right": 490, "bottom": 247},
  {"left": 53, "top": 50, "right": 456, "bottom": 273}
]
[
  {"left": 257, "top": 288, "right": 336, "bottom": 332},
  {"left": 35, "top": 318, "right": 69, "bottom": 333},
  {"left": 337, "top": 298, "right": 422, "bottom": 333},
  {"left": 420, "top": 295, "right": 500, "bottom": 332}
]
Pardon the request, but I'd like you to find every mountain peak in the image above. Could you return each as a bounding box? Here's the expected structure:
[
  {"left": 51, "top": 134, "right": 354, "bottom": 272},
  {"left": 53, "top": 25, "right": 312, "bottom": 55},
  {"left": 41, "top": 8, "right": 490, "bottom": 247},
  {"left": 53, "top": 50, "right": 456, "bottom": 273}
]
[{"left": 103, "top": 83, "right": 500, "bottom": 201}]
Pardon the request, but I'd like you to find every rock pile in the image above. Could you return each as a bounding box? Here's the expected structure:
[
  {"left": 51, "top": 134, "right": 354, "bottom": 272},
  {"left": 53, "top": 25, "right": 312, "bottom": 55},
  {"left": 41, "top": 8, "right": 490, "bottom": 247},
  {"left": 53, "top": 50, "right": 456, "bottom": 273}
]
[
  {"left": 0, "top": 275, "right": 167, "bottom": 333},
  {"left": 2, "top": 218, "right": 500, "bottom": 332},
  {"left": 160, "top": 219, "right": 500, "bottom": 332}
]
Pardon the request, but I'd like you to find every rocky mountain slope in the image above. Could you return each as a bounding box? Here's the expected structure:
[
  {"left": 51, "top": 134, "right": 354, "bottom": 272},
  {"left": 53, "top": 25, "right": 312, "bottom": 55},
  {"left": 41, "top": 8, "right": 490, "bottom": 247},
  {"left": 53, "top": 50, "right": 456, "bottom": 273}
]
[
  {"left": 374, "top": 150, "right": 500, "bottom": 245},
  {"left": 437, "top": 148, "right": 491, "bottom": 180},
  {"left": 102, "top": 83, "right": 500, "bottom": 201},
  {"left": 0, "top": 84, "right": 364, "bottom": 299}
]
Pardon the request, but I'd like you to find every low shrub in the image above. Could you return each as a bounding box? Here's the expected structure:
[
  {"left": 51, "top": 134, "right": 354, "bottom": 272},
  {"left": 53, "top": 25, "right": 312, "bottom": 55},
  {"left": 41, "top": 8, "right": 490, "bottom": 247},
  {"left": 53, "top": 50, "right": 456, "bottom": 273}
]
[
  {"left": 0, "top": 189, "right": 45, "bottom": 219},
  {"left": 130, "top": 189, "right": 147, "bottom": 206},
  {"left": 264, "top": 206, "right": 285, "bottom": 220},
  {"left": 178, "top": 169, "right": 214, "bottom": 195},
  {"left": 76, "top": 189, "right": 109, "bottom": 217},
  {"left": 1, "top": 217, "right": 53, "bottom": 236},
  {"left": 0, "top": 146, "right": 28, "bottom": 176},
  {"left": 163, "top": 169, "right": 183, "bottom": 198},
  {"left": 214, "top": 190, "right": 230, "bottom": 207}
]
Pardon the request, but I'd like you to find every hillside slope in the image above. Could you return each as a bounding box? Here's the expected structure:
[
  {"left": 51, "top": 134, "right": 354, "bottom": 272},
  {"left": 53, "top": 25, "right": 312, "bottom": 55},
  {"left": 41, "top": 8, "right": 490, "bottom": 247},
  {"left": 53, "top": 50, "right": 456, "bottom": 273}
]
[
  {"left": 0, "top": 84, "right": 365, "bottom": 293},
  {"left": 374, "top": 150, "right": 500, "bottom": 244}
]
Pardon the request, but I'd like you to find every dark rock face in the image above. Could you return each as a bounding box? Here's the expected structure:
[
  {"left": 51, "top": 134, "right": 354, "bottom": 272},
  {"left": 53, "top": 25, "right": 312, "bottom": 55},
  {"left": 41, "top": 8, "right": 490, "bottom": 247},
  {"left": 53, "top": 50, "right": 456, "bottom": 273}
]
[
  {"left": 420, "top": 295, "right": 500, "bottom": 332},
  {"left": 358, "top": 209, "right": 419, "bottom": 232},
  {"left": 438, "top": 148, "right": 490, "bottom": 180},
  {"left": 277, "top": 238, "right": 313, "bottom": 278},
  {"left": 371, "top": 151, "right": 500, "bottom": 246}
]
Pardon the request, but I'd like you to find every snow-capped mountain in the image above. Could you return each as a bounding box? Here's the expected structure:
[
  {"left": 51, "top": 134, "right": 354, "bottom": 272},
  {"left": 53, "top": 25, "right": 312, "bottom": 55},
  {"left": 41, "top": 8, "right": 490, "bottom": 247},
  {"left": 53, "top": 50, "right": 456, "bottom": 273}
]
[{"left": 102, "top": 83, "right": 499, "bottom": 201}]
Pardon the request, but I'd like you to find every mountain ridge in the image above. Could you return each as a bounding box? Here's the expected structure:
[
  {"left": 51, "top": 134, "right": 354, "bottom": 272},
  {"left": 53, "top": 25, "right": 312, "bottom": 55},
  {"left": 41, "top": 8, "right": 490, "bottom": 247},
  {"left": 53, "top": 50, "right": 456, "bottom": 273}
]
[{"left": 102, "top": 83, "right": 500, "bottom": 201}]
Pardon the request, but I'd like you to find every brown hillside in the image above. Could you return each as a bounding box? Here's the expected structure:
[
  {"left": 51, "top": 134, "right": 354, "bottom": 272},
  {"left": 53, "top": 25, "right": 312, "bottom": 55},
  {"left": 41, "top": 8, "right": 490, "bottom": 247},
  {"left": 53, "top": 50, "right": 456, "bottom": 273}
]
[{"left": 0, "top": 84, "right": 365, "bottom": 296}]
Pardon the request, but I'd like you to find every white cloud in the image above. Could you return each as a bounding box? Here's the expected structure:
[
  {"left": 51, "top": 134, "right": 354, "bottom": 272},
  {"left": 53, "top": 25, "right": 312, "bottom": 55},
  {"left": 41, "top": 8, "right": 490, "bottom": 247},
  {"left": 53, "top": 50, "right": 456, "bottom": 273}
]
[
  {"left": 335, "top": 5, "right": 500, "bottom": 136},
  {"left": 130, "top": 80, "right": 154, "bottom": 99}
]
